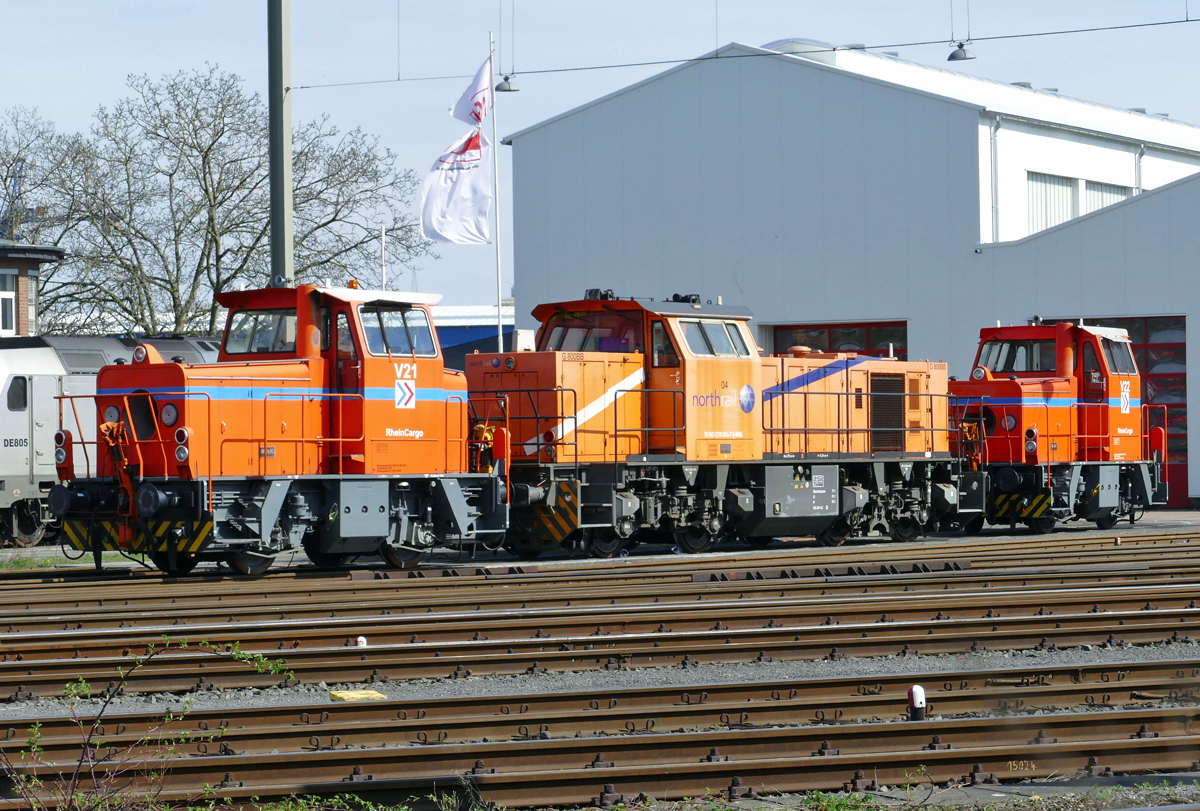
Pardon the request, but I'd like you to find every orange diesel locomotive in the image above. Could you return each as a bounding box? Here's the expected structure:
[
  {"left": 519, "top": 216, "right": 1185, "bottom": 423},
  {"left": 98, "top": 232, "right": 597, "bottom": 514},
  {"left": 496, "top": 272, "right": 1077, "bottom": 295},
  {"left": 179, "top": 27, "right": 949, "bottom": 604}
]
[
  {"left": 950, "top": 320, "right": 1167, "bottom": 533},
  {"left": 465, "top": 291, "right": 980, "bottom": 558},
  {"left": 47, "top": 284, "right": 507, "bottom": 575}
]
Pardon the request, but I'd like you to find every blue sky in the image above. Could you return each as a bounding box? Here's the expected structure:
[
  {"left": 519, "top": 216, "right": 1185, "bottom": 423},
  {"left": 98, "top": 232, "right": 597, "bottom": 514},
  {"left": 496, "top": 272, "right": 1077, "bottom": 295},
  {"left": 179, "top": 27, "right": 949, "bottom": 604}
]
[{"left": 4, "top": 1, "right": 1197, "bottom": 305}]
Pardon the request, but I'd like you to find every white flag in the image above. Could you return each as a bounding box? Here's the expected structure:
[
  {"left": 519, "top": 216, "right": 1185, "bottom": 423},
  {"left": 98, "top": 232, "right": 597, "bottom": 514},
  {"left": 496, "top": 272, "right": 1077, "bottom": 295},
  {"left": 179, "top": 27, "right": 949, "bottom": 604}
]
[
  {"left": 450, "top": 56, "right": 492, "bottom": 127},
  {"left": 419, "top": 128, "right": 492, "bottom": 244}
]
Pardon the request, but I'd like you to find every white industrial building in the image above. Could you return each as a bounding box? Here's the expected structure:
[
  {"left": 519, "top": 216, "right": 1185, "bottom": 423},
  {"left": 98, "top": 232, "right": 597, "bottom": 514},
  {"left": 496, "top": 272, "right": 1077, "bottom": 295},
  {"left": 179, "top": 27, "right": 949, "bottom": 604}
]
[{"left": 504, "top": 40, "right": 1200, "bottom": 504}]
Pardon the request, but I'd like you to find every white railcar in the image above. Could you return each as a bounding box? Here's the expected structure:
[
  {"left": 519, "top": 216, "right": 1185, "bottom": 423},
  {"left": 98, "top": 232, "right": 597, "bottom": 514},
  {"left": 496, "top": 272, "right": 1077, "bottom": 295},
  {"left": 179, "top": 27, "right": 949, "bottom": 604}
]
[{"left": 0, "top": 336, "right": 219, "bottom": 546}]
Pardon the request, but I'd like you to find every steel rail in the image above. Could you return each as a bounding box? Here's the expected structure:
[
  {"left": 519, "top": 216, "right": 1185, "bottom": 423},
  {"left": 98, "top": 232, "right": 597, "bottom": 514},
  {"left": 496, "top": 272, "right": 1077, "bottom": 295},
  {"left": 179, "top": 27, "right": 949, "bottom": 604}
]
[
  {"left": 8, "top": 558, "right": 1200, "bottom": 634},
  {"left": 8, "top": 707, "right": 1200, "bottom": 802},
  {"left": 2, "top": 603, "right": 1200, "bottom": 698},
  {"left": 2, "top": 529, "right": 1195, "bottom": 607},
  {"left": 11, "top": 662, "right": 1200, "bottom": 761},
  {"left": 5, "top": 577, "right": 1200, "bottom": 662}
]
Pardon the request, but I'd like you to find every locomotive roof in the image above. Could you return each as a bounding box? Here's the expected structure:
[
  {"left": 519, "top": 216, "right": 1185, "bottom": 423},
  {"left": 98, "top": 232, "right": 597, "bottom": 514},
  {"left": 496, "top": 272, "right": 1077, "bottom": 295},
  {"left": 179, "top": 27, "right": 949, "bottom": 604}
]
[
  {"left": 978, "top": 322, "right": 1132, "bottom": 343},
  {"left": 317, "top": 287, "right": 443, "bottom": 306},
  {"left": 214, "top": 286, "right": 442, "bottom": 309},
  {"left": 531, "top": 298, "right": 754, "bottom": 322}
]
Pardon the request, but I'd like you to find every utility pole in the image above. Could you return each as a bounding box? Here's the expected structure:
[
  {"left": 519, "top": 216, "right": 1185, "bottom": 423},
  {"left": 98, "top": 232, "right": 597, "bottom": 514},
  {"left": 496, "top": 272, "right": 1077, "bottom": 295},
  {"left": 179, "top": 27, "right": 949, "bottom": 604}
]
[{"left": 268, "top": 0, "right": 294, "bottom": 287}]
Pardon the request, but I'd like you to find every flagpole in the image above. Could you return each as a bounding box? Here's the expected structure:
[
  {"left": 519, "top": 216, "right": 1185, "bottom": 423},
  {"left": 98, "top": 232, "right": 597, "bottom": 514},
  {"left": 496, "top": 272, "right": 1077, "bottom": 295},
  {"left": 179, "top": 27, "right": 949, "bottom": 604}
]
[
  {"left": 380, "top": 225, "right": 387, "bottom": 290},
  {"left": 489, "top": 32, "right": 504, "bottom": 353}
]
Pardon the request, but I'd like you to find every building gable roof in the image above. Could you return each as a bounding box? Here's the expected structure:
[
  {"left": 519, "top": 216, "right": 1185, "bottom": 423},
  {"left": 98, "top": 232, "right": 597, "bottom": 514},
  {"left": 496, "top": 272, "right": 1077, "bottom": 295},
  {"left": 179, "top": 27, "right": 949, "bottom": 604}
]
[
  {"left": 504, "top": 41, "right": 1200, "bottom": 154},
  {"left": 502, "top": 42, "right": 983, "bottom": 144}
]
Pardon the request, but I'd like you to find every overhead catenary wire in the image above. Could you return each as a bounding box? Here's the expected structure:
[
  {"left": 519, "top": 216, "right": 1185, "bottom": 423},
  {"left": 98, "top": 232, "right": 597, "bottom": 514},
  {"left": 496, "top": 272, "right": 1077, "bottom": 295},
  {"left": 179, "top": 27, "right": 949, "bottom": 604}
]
[{"left": 289, "top": 14, "right": 1200, "bottom": 91}]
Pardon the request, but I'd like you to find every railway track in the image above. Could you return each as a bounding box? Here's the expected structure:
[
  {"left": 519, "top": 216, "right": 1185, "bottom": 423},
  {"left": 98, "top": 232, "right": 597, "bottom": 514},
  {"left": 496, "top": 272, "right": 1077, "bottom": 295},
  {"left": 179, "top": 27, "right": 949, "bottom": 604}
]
[
  {"left": 5, "top": 673, "right": 1200, "bottom": 806},
  {"left": 11, "top": 658, "right": 1200, "bottom": 760},
  {"left": 2, "top": 531, "right": 1199, "bottom": 806},
  {"left": 0, "top": 533, "right": 1199, "bottom": 697}
]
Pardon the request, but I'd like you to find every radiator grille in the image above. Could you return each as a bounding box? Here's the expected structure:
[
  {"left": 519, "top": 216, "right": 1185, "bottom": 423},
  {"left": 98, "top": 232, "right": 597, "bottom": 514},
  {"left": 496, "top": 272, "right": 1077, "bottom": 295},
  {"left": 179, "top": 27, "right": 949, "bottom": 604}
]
[{"left": 870, "top": 373, "right": 905, "bottom": 452}]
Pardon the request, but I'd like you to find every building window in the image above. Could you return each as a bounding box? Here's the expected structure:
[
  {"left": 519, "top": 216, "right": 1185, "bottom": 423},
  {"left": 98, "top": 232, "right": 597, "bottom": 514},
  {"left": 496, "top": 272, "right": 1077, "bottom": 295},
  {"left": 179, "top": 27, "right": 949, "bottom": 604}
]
[
  {"left": 773, "top": 321, "right": 907, "bottom": 360},
  {"left": 1028, "top": 171, "right": 1077, "bottom": 233},
  {"left": 0, "top": 271, "right": 15, "bottom": 337},
  {"left": 1085, "top": 181, "right": 1132, "bottom": 214}
]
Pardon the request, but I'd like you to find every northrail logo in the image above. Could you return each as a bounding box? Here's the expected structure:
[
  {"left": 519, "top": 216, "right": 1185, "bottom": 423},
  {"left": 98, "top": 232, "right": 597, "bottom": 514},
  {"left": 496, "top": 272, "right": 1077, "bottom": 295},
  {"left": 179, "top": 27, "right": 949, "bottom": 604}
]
[
  {"left": 739, "top": 384, "right": 756, "bottom": 414},
  {"left": 692, "top": 384, "right": 756, "bottom": 412},
  {"left": 395, "top": 380, "right": 416, "bottom": 409}
]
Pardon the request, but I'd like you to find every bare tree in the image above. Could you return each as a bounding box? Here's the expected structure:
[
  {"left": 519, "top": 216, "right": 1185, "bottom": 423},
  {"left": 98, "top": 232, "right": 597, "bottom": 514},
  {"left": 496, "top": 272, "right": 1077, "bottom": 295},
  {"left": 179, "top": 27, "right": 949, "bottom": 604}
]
[{"left": 0, "top": 66, "right": 431, "bottom": 335}]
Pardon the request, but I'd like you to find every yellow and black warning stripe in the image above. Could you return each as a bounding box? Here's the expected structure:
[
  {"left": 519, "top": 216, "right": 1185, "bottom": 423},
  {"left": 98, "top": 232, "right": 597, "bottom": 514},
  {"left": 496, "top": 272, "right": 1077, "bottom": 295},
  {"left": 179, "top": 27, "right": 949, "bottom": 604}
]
[
  {"left": 987, "top": 491, "right": 1052, "bottom": 521},
  {"left": 526, "top": 481, "right": 580, "bottom": 543},
  {"left": 1020, "top": 492, "right": 1052, "bottom": 519},
  {"left": 61, "top": 519, "right": 213, "bottom": 554}
]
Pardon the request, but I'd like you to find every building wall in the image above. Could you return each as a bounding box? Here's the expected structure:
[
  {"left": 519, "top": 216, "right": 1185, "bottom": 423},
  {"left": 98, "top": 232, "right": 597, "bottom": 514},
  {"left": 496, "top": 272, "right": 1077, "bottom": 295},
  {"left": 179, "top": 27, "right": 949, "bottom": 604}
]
[
  {"left": 511, "top": 51, "right": 982, "bottom": 374},
  {"left": 979, "top": 171, "right": 1200, "bottom": 497},
  {"left": 976, "top": 120, "right": 1200, "bottom": 243}
]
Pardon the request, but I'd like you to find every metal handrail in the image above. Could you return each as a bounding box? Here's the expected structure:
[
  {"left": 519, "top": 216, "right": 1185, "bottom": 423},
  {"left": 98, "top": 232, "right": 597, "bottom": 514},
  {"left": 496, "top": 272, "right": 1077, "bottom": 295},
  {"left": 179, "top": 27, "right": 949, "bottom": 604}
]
[
  {"left": 469, "top": 386, "right": 581, "bottom": 468},
  {"left": 609, "top": 386, "right": 686, "bottom": 462},
  {"left": 764, "top": 389, "right": 955, "bottom": 457}
]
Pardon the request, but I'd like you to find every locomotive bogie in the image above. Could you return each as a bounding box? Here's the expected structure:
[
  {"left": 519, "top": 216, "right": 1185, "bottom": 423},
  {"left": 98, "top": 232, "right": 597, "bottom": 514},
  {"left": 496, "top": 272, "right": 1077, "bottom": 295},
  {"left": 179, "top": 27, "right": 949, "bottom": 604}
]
[{"left": 56, "top": 471, "right": 505, "bottom": 572}]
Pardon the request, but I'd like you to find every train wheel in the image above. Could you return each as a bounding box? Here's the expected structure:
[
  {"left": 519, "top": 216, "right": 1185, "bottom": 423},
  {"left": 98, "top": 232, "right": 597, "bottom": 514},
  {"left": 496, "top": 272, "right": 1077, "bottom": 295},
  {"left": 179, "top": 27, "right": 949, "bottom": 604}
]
[
  {"left": 584, "top": 529, "right": 627, "bottom": 559},
  {"left": 962, "top": 514, "right": 986, "bottom": 536},
  {"left": 303, "top": 540, "right": 349, "bottom": 571},
  {"left": 888, "top": 517, "right": 920, "bottom": 543},
  {"left": 674, "top": 527, "right": 715, "bottom": 554},
  {"left": 1026, "top": 516, "right": 1056, "bottom": 534},
  {"left": 149, "top": 550, "right": 199, "bottom": 576},
  {"left": 380, "top": 544, "right": 426, "bottom": 569},
  {"left": 225, "top": 550, "right": 274, "bottom": 576},
  {"left": 816, "top": 518, "right": 853, "bottom": 547},
  {"left": 11, "top": 504, "right": 45, "bottom": 548},
  {"left": 1094, "top": 513, "right": 1119, "bottom": 531}
]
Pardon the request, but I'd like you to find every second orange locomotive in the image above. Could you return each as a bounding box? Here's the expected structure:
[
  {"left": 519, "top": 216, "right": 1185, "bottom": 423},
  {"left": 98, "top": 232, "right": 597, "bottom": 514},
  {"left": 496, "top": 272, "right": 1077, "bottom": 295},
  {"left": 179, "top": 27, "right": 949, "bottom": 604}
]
[{"left": 466, "top": 290, "right": 974, "bottom": 557}]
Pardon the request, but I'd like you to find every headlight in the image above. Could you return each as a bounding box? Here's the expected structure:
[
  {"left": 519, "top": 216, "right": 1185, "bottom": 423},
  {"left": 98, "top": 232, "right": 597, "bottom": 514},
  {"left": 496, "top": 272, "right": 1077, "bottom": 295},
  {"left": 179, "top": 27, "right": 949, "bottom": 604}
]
[
  {"left": 103, "top": 405, "right": 120, "bottom": 423},
  {"left": 174, "top": 426, "right": 189, "bottom": 444},
  {"left": 133, "top": 346, "right": 147, "bottom": 363},
  {"left": 971, "top": 367, "right": 986, "bottom": 381},
  {"left": 161, "top": 403, "right": 179, "bottom": 427},
  {"left": 1024, "top": 426, "right": 1038, "bottom": 441},
  {"left": 1000, "top": 415, "right": 1016, "bottom": 432},
  {"left": 1025, "top": 440, "right": 1038, "bottom": 454},
  {"left": 175, "top": 445, "right": 190, "bottom": 463},
  {"left": 54, "top": 430, "right": 66, "bottom": 447},
  {"left": 54, "top": 448, "right": 67, "bottom": 465}
]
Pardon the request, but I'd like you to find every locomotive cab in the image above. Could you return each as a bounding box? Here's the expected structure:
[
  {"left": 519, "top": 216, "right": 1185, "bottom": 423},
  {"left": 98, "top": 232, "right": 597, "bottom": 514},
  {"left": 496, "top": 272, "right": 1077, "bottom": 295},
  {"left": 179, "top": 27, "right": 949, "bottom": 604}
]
[
  {"left": 950, "top": 321, "right": 1166, "bottom": 532},
  {"left": 467, "top": 293, "right": 761, "bottom": 467}
]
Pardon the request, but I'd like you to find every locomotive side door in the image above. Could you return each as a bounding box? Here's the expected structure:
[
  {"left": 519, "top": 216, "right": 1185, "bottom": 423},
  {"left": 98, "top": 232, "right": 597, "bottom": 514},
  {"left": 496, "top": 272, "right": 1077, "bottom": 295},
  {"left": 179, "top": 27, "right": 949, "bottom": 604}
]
[
  {"left": 1078, "top": 339, "right": 1107, "bottom": 460},
  {"left": 328, "top": 309, "right": 365, "bottom": 472},
  {"left": 29, "top": 375, "right": 57, "bottom": 482},
  {"left": 647, "top": 319, "right": 684, "bottom": 454}
]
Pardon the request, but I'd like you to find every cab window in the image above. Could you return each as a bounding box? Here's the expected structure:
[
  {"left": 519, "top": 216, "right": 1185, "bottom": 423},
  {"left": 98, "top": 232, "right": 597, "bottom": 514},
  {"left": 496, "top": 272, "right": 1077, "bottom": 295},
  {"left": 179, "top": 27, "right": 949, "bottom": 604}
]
[
  {"left": 224, "top": 309, "right": 297, "bottom": 354},
  {"left": 1101, "top": 338, "right": 1137, "bottom": 375},
  {"left": 6, "top": 376, "right": 26, "bottom": 411},
  {"left": 977, "top": 340, "right": 1056, "bottom": 373},
  {"left": 651, "top": 321, "right": 679, "bottom": 367},
  {"left": 336, "top": 311, "right": 359, "bottom": 394},
  {"left": 537, "top": 309, "right": 645, "bottom": 353},
  {"left": 680, "top": 320, "right": 752, "bottom": 357},
  {"left": 360, "top": 305, "right": 437, "bottom": 357},
  {"left": 725, "top": 323, "right": 751, "bottom": 356}
]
